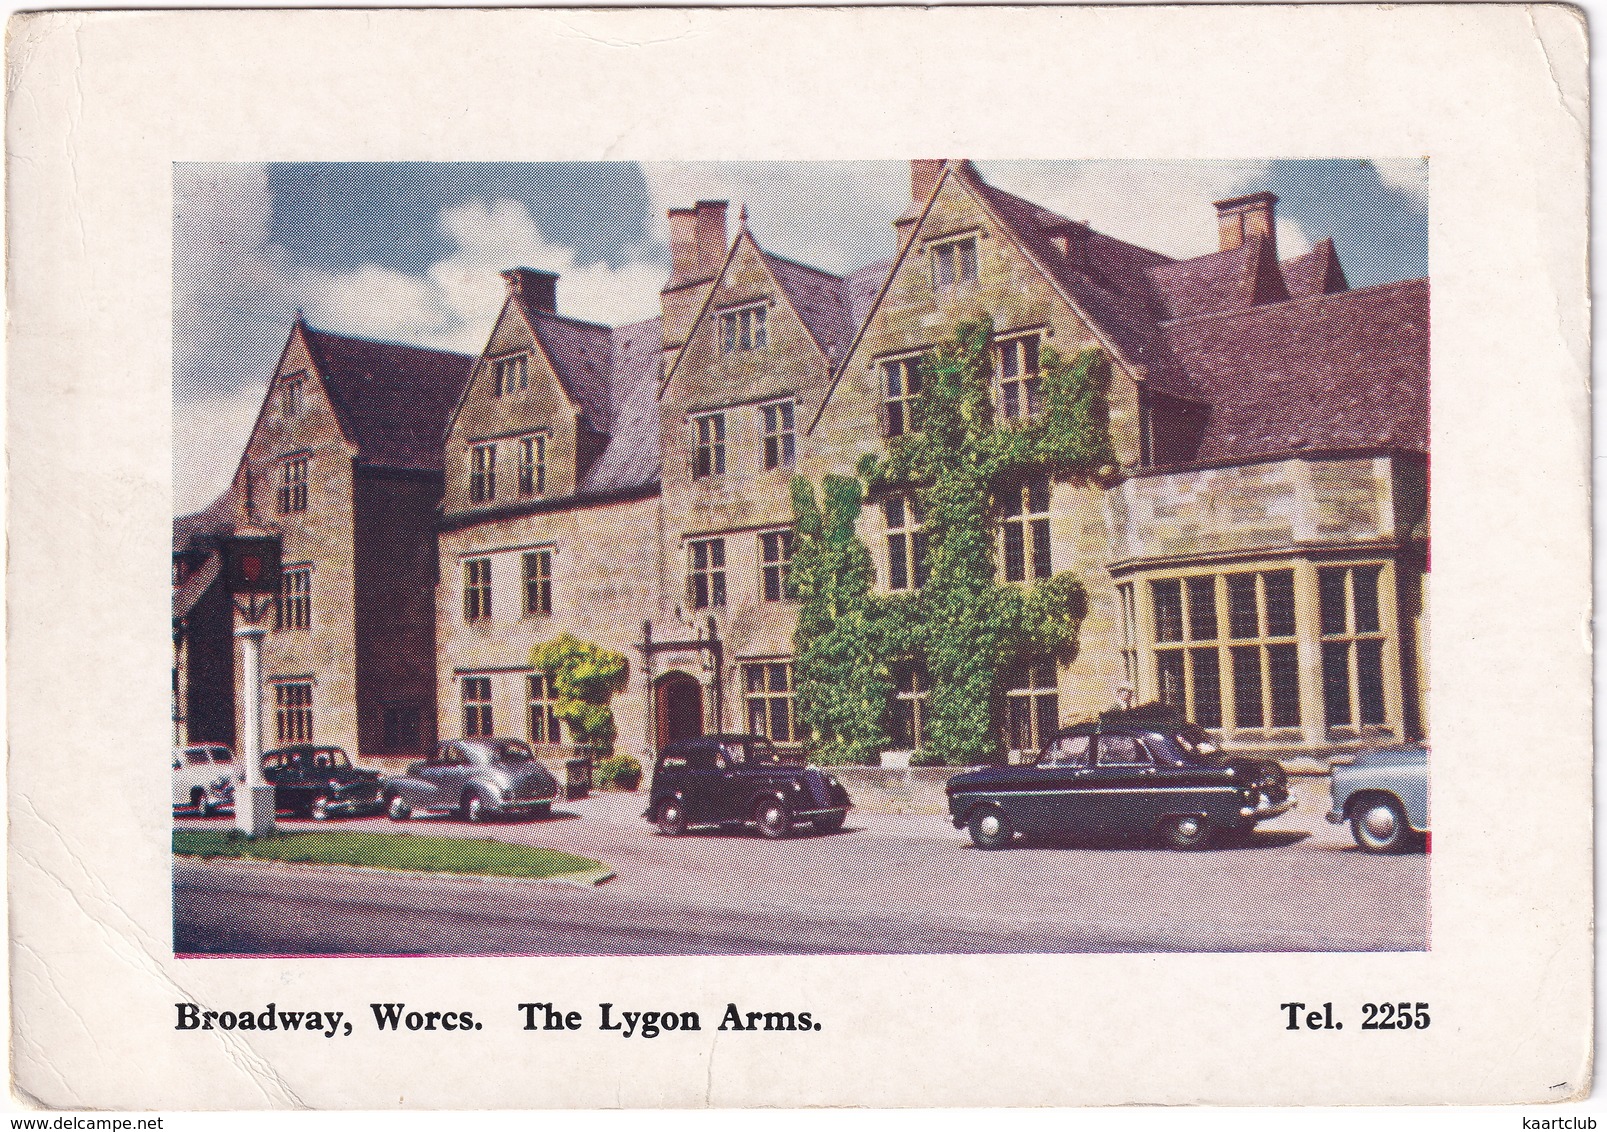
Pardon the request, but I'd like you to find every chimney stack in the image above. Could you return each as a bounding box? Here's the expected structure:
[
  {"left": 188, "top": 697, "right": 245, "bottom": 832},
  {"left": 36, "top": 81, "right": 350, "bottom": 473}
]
[
  {"left": 661, "top": 200, "right": 731, "bottom": 362},
  {"left": 911, "top": 159, "right": 947, "bottom": 205},
  {"left": 501, "top": 268, "right": 558, "bottom": 313},
  {"left": 1213, "top": 191, "right": 1278, "bottom": 254}
]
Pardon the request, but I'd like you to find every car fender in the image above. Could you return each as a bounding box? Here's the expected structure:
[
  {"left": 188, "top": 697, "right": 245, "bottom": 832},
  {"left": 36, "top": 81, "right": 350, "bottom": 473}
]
[
  {"left": 1343, "top": 787, "right": 1428, "bottom": 833},
  {"left": 384, "top": 775, "right": 437, "bottom": 808},
  {"left": 746, "top": 787, "right": 790, "bottom": 816}
]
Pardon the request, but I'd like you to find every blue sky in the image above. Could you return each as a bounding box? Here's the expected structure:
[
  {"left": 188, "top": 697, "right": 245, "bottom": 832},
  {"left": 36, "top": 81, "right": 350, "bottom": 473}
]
[{"left": 173, "top": 159, "right": 1428, "bottom": 514}]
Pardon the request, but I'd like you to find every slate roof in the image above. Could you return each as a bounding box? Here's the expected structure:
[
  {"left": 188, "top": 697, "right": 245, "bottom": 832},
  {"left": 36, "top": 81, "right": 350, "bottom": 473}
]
[
  {"left": 1281, "top": 238, "right": 1349, "bottom": 300},
  {"left": 1155, "top": 278, "right": 1429, "bottom": 462},
  {"left": 173, "top": 488, "right": 237, "bottom": 552},
  {"left": 759, "top": 250, "right": 894, "bottom": 365},
  {"left": 302, "top": 327, "right": 475, "bottom": 471},
  {"left": 513, "top": 298, "right": 618, "bottom": 433},
  {"left": 577, "top": 316, "right": 663, "bottom": 497}
]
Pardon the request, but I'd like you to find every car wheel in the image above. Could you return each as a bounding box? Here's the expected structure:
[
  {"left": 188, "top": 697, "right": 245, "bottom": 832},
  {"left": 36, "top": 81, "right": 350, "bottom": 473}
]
[
  {"left": 656, "top": 800, "right": 688, "bottom": 837},
  {"left": 386, "top": 795, "right": 411, "bottom": 822},
  {"left": 967, "top": 807, "right": 1014, "bottom": 850},
  {"left": 1351, "top": 796, "right": 1412, "bottom": 853},
  {"left": 464, "top": 793, "right": 487, "bottom": 824},
  {"left": 191, "top": 788, "right": 212, "bottom": 817},
  {"left": 1161, "top": 814, "right": 1213, "bottom": 850},
  {"left": 754, "top": 798, "right": 793, "bottom": 839},
  {"left": 310, "top": 795, "right": 331, "bottom": 822},
  {"left": 813, "top": 812, "right": 845, "bottom": 835}
]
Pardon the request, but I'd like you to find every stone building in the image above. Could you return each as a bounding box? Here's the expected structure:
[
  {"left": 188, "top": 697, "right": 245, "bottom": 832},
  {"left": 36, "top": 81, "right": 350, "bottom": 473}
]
[
  {"left": 173, "top": 321, "right": 474, "bottom": 764},
  {"left": 434, "top": 159, "right": 1428, "bottom": 765}
]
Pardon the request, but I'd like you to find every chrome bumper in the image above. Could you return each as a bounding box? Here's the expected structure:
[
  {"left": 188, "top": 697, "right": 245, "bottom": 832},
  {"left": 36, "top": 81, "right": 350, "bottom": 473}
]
[{"left": 1240, "top": 795, "right": 1297, "bottom": 821}]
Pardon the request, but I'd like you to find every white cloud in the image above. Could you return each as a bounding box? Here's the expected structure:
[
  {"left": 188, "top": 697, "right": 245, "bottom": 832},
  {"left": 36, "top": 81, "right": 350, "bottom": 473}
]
[{"left": 1374, "top": 158, "right": 1430, "bottom": 207}]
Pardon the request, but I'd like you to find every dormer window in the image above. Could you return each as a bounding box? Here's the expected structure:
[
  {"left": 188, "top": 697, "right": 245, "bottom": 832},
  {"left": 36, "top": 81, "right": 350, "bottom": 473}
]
[
  {"left": 720, "top": 304, "right": 767, "bottom": 354},
  {"left": 996, "top": 334, "right": 1041, "bottom": 421},
  {"left": 493, "top": 354, "right": 529, "bottom": 396},
  {"left": 280, "top": 375, "right": 305, "bottom": 417},
  {"left": 931, "top": 236, "right": 978, "bottom": 289}
]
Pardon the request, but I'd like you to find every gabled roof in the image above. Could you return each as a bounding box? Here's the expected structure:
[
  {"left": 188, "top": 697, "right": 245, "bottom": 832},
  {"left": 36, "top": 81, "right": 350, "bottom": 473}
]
[
  {"left": 1156, "top": 278, "right": 1429, "bottom": 462},
  {"left": 577, "top": 316, "right": 662, "bottom": 497},
  {"left": 1145, "top": 236, "right": 1290, "bottom": 322},
  {"left": 173, "top": 488, "right": 237, "bottom": 552},
  {"left": 301, "top": 326, "right": 475, "bottom": 471},
  {"left": 173, "top": 553, "right": 221, "bottom": 620},
  {"left": 1281, "top": 238, "right": 1350, "bottom": 300},
  {"left": 759, "top": 248, "right": 889, "bottom": 364},
  {"left": 508, "top": 293, "right": 617, "bottom": 433}
]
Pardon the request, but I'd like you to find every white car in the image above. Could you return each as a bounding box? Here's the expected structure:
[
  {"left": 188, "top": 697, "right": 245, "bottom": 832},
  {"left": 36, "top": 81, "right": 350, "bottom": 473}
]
[{"left": 172, "top": 745, "right": 235, "bottom": 816}]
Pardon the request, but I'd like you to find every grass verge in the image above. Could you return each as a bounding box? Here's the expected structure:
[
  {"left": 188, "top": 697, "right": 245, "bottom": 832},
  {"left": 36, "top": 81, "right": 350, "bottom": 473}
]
[{"left": 174, "top": 830, "right": 606, "bottom": 881}]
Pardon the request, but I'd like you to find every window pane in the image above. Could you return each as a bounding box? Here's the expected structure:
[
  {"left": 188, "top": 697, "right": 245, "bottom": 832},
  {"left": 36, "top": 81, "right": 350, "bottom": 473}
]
[
  {"left": 1318, "top": 567, "right": 1348, "bottom": 635},
  {"left": 748, "top": 702, "right": 766, "bottom": 735},
  {"left": 1157, "top": 651, "right": 1186, "bottom": 709},
  {"left": 1322, "top": 640, "right": 1353, "bottom": 727},
  {"left": 710, "top": 572, "right": 726, "bottom": 607},
  {"left": 1232, "top": 646, "right": 1264, "bottom": 727},
  {"left": 1035, "top": 693, "right": 1058, "bottom": 749},
  {"left": 885, "top": 361, "right": 903, "bottom": 397},
  {"left": 1192, "top": 648, "right": 1223, "bottom": 728},
  {"left": 1227, "top": 575, "right": 1259, "bottom": 638},
  {"left": 888, "top": 532, "right": 908, "bottom": 590},
  {"left": 1357, "top": 639, "right": 1386, "bottom": 725},
  {"left": 768, "top": 664, "right": 787, "bottom": 692},
  {"left": 1354, "top": 566, "right": 1382, "bottom": 634},
  {"left": 1264, "top": 571, "right": 1296, "bottom": 637},
  {"left": 1030, "top": 518, "right": 1052, "bottom": 579},
  {"left": 1027, "top": 475, "right": 1050, "bottom": 513},
  {"left": 1153, "top": 580, "right": 1183, "bottom": 643},
  {"left": 1268, "top": 643, "right": 1300, "bottom": 727},
  {"left": 1186, "top": 577, "right": 1217, "bottom": 641},
  {"left": 912, "top": 532, "right": 930, "bottom": 588},
  {"left": 1002, "top": 384, "right": 1020, "bottom": 419},
  {"left": 1008, "top": 698, "right": 1032, "bottom": 753},
  {"left": 770, "top": 700, "right": 790, "bottom": 742},
  {"left": 1001, "top": 342, "right": 1018, "bottom": 378},
  {"left": 958, "top": 239, "right": 976, "bottom": 281},
  {"left": 886, "top": 402, "right": 905, "bottom": 437},
  {"left": 1003, "top": 523, "right": 1025, "bottom": 582},
  {"left": 883, "top": 497, "right": 905, "bottom": 529}
]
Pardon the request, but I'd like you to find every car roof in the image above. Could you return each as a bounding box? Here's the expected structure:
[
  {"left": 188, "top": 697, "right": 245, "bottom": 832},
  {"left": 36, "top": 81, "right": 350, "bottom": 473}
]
[{"left": 264, "top": 744, "right": 345, "bottom": 755}]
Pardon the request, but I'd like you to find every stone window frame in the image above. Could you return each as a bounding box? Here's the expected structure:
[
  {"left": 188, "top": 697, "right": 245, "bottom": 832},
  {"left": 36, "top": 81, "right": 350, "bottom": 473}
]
[
  {"left": 1000, "top": 473, "right": 1052, "bottom": 583},
  {"left": 517, "top": 434, "right": 547, "bottom": 497},
  {"left": 280, "top": 373, "right": 305, "bottom": 418},
  {"left": 687, "top": 537, "right": 727, "bottom": 610},
  {"left": 995, "top": 332, "right": 1043, "bottom": 422},
  {"left": 273, "top": 681, "right": 313, "bottom": 745},
  {"left": 758, "top": 529, "right": 794, "bottom": 603},
  {"left": 463, "top": 557, "right": 492, "bottom": 623},
  {"left": 461, "top": 676, "right": 494, "bottom": 737},
  {"left": 880, "top": 353, "right": 925, "bottom": 438},
  {"left": 883, "top": 493, "right": 929, "bottom": 591},
  {"left": 526, "top": 673, "right": 561, "bottom": 746},
  {"left": 492, "top": 352, "right": 529, "bottom": 397},
  {"left": 719, "top": 302, "right": 768, "bottom": 354},
  {"left": 759, "top": 399, "right": 796, "bottom": 470},
  {"left": 1318, "top": 563, "right": 1391, "bottom": 736},
  {"left": 276, "top": 564, "right": 311, "bottom": 631},
  {"left": 741, "top": 660, "right": 794, "bottom": 744},
  {"left": 930, "top": 233, "right": 979, "bottom": 289},
  {"left": 1003, "top": 658, "right": 1059, "bottom": 763},
  {"left": 522, "top": 549, "right": 553, "bottom": 617},
  {"left": 890, "top": 659, "right": 930, "bottom": 752},
  {"left": 277, "top": 455, "right": 309, "bottom": 514},
  {"left": 469, "top": 443, "right": 497, "bottom": 503},
  {"left": 692, "top": 412, "right": 726, "bottom": 479}
]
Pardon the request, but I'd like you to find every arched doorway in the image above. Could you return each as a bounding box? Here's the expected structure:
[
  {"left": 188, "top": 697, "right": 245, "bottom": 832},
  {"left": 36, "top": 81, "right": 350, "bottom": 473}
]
[{"left": 655, "top": 672, "right": 703, "bottom": 750}]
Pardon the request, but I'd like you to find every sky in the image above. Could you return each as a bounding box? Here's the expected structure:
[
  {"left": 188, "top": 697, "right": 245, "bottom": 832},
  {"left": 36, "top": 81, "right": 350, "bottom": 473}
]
[{"left": 173, "top": 158, "right": 1429, "bottom": 516}]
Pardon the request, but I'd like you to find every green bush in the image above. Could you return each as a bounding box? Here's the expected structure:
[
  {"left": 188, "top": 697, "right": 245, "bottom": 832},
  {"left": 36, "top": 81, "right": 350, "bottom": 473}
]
[{"left": 594, "top": 753, "right": 643, "bottom": 791}]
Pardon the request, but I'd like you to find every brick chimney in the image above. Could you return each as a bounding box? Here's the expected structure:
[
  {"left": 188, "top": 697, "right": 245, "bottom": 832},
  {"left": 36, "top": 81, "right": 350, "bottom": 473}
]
[
  {"left": 501, "top": 268, "right": 558, "bottom": 313},
  {"left": 911, "top": 159, "right": 947, "bottom": 205},
  {"left": 1214, "top": 191, "right": 1278, "bottom": 254},
  {"left": 662, "top": 199, "right": 730, "bottom": 360}
]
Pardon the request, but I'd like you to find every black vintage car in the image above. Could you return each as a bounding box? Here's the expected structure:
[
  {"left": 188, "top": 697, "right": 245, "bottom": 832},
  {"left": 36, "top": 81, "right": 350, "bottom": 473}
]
[
  {"left": 945, "top": 710, "right": 1294, "bottom": 850},
  {"left": 644, "top": 734, "right": 852, "bottom": 839},
  {"left": 261, "top": 745, "right": 386, "bottom": 820},
  {"left": 383, "top": 737, "right": 559, "bottom": 823}
]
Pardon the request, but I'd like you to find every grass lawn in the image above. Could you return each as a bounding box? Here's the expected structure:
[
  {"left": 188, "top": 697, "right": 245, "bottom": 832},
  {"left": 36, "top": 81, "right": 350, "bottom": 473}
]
[{"left": 173, "top": 830, "right": 607, "bottom": 881}]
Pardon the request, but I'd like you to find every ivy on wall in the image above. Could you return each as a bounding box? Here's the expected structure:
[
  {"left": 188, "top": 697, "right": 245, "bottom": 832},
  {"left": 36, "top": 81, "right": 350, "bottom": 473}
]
[
  {"left": 529, "top": 633, "right": 630, "bottom": 750},
  {"left": 792, "top": 316, "right": 1112, "bottom": 766}
]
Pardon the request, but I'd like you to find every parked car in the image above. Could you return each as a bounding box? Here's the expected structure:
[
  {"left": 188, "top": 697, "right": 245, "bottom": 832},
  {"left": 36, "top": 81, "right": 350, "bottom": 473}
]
[
  {"left": 172, "top": 744, "right": 234, "bottom": 816},
  {"left": 1327, "top": 743, "right": 1429, "bottom": 853},
  {"left": 645, "top": 734, "right": 852, "bottom": 839},
  {"left": 945, "top": 711, "right": 1295, "bottom": 850},
  {"left": 261, "top": 745, "right": 385, "bottom": 820},
  {"left": 383, "top": 737, "right": 559, "bottom": 823}
]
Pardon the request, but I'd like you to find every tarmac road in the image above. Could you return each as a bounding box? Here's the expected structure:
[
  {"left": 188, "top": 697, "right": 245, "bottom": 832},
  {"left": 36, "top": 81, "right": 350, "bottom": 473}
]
[{"left": 173, "top": 781, "right": 1428, "bottom": 955}]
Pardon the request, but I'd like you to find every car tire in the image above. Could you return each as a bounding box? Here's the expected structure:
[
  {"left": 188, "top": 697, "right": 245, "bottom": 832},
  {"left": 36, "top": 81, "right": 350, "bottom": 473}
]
[
  {"left": 754, "top": 798, "right": 793, "bottom": 839},
  {"left": 1161, "top": 813, "right": 1213, "bottom": 850},
  {"left": 1351, "top": 796, "right": 1412, "bottom": 854},
  {"left": 464, "top": 792, "right": 488, "bottom": 824},
  {"left": 656, "top": 800, "right": 688, "bottom": 837},
  {"left": 310, "top": 795, "right": 331, "bottom": 822},
  {"left": 813, "top": 812, "right": 846, "bottom": 835},
  {"left": 192, "top": 788, "right": 213, "bottom": 817},
  {"left": 967, "top": 807, "right": 1014, "bottom": 850},
  {"left": 386, "top": 795, "right": 411, "bottom": 822}
]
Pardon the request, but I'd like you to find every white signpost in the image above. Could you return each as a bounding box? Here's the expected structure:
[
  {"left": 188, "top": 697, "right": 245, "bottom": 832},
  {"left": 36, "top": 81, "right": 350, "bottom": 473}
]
[{"left": 233, "top": 624, "right": 276, "bottom": 837}]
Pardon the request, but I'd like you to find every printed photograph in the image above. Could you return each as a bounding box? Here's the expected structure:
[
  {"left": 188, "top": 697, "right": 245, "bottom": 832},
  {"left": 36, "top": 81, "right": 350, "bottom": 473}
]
[{"left": 171, "top": 158, "right": 1430, "bottom": 957}]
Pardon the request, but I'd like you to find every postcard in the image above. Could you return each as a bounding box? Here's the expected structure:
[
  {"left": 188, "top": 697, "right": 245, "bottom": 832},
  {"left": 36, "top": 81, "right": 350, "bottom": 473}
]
[{"left": 6, "top": 4, "right": 1591, "bottom": 1112}]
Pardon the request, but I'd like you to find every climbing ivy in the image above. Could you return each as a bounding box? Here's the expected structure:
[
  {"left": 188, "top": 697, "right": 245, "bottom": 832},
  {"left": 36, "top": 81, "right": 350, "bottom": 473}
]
[
  {"left": 792, "top": 316, "right": 1112, "bottom": 766},
  {"left": 528, "top": 633, "right": 630, "bottom": 750}
]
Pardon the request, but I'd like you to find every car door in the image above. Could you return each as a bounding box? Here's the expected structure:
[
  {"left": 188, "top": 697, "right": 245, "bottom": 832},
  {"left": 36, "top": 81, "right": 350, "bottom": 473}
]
[
  {"left": 680, "top": 743, "right": 726, "bottom": 823},
  {"left": 413, "top": 743, "right": 458, "bottom": 809},
  {"left": 1085, "top": 733, "right": 1159, "bottom": 837},
  {"left": 1011, "top": 732, "right": 1095, "bottom": 837}
]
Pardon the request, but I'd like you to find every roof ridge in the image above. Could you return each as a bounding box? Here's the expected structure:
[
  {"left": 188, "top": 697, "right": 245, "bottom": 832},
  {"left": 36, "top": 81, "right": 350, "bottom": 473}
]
[
  {"left": 760, "top": 247, "right": 847, "bottom": 282},
  {"left": 1158, "top": 275, "right": 1426, "bottom": 327},
  {"left": 301, "top": 323, "right": 474, "bottom": 362},
  {"left": 522, "top": 302, "right": 615, "bottom": 334}
]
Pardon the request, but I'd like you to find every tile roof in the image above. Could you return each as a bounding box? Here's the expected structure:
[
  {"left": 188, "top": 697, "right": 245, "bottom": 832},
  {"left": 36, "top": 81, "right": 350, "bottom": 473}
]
[
  {"left": 173, "top": 488, "right": 237, "bottom": 552},
  {"left": 577, "top": 317, "right": 662, "bottom": 497},
  {"left": 173, "top": 552, "right": 221, "bottom": 620},
  {"left": 1156, "top": 278, "right": 1429, "bottom": 462},
  {"left": 761, "top": 250, "right": 857, "bottom": 363},
  {"left": 515, "top": 298, "right": 618, "bottom": 433},
  {"left": 302, "top": 327, "right": 475, "bottom": 471},
  {"left": 1281, "top": 238, "right": 1350, "bottom": 300},
  {"left": 1145, "top": 237, "right": 1289, "bottom": 322}
]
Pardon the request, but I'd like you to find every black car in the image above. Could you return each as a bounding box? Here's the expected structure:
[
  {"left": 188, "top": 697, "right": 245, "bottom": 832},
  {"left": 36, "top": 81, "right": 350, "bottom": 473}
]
[
  {"left": 644, "top": 734, "right": 852, "bottom": 839},
  {"left": 261, "top": 745, "right": 386, "bottom": 820},
  {"left": 383, "top": 737, "right": 559, "bottom": 823},
  {"left": 945, "top": 710, "right": 1294, "bottom": 850}
]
